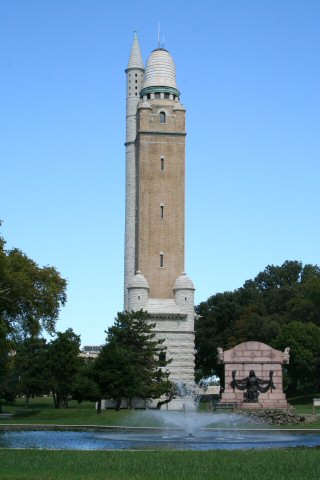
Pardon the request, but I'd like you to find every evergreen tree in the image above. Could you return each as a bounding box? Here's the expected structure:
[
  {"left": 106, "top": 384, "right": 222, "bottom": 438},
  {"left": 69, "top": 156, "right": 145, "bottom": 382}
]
[
  {"left": 71, "top": 359, "right": 101, "bottom": 406},
  {"left": 94, "top": 310, "right": 172, "bottom": 409}
]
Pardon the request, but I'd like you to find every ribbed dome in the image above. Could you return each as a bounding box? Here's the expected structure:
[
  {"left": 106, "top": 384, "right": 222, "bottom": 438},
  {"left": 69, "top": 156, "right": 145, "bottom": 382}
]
[
  {"left": 127, "top": 271, "right": 149, "bottom": 289},
  {"left": 174, "top": 273, "right": 195, "bottom": 290},
  {"left": 140, "top": 48, "right": 179, "bottom": 98},
  {"left": 143, "top": 48, "right": 177, "bottom": 88}
]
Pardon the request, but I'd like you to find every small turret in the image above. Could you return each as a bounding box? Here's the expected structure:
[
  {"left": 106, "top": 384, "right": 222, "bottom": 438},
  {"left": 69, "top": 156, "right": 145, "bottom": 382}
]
[
  {"left": 174, "top": 272, "right": 195, "bottom": 310},
  {"left": 126, "top": 32, "right": 145, "bottom": 99},
  {"left": 127, "top": 271, "right": 149, "bottom": 311},
  {"left": 124, "top": 32, "right": 145, "bottom": 310}
]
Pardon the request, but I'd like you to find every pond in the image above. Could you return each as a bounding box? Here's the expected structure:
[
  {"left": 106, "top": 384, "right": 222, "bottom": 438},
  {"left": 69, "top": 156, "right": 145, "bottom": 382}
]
[{"left": 1, "top": 428, "right": 320, "bottom": 451}]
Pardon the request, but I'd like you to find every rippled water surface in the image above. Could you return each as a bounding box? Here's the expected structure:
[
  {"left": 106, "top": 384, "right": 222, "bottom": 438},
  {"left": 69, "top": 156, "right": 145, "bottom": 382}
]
[{"left": 1, "top": 429, "right": 320, "bottom": 451}]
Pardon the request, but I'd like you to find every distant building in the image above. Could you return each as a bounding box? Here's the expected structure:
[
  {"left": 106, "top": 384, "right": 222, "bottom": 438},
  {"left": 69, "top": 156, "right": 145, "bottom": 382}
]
[
  {"left": 124, "top": 33, "right": 196, "bottom": 408},
  {"left": 80, "top": 345, "right": 102, "bottom": 359}
]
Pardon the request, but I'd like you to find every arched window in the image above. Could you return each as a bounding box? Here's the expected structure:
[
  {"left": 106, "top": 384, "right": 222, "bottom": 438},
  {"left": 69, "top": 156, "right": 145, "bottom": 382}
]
[{"left": 159, "top": 111, "right": 166, "bottom": 124}]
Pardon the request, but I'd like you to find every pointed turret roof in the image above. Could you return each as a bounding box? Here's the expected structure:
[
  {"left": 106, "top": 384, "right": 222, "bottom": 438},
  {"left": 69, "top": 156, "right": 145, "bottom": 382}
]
[{"left": 127, "top": 31, "right": 144, "bottom": 70}]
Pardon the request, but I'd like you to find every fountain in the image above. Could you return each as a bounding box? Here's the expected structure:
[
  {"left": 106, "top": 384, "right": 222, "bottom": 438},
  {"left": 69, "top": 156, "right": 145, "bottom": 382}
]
[
  {"left": 1, "top": 382, "right": 320, "bottom": 450},
  {"left": 1, "top": 416, "right": 320, "bottom": 451}
]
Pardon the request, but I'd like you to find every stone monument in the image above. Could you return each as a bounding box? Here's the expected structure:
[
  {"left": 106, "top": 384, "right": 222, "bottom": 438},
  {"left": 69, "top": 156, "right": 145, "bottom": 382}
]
[{"left": 218, "top": 341, "right": 290, "bottom": 409}]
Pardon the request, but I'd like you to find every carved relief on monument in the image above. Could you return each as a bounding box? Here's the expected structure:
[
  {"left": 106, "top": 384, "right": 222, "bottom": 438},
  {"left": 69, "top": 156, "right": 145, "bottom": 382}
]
[{"left": 217, "top": 341, "right": 290, "bottom": 409}]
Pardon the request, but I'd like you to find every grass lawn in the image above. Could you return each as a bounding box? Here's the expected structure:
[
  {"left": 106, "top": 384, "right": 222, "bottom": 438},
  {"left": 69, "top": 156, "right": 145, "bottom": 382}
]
[
  {"left": 0, "top": 398, "right": 138, "bottom": 426},
  {"left": 1, "top": 396, "right": 320, "bottom": 428},
  {"left": 0, "top": 398, "right": 320, "bottom": 479},
  {"left": 0, "top": 449, "right": 320, "bottom": 480}
]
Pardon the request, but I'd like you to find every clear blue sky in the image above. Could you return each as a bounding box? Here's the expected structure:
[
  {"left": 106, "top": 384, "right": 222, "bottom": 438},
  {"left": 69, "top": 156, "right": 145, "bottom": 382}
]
[{"left": 1, "top": 1, "right": 319, "bottom": 346}]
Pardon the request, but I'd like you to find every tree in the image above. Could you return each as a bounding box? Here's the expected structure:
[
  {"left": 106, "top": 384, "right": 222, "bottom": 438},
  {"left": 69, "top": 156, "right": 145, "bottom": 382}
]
[
  {"left": 195, "top": 260, "right": 320, "bottom": 389},
  {"left": 71, "top": 360, "right": 101, "bottom": 406},
  {"left": 0, "top": 231, "right": 67, "bottom": 339},
  {"left": 195, "top": 291, "right": 243, "bottom": 381},
  {"left": 0, "top": 321, "right": 15, "bottom": 412},
  {"left": 14, "top": 337, "right": 49, "bottom": 407},
  {"left": 47, "top": 329, "right": 82, "bottom": 408},
  {"left": 94, "top": 310, "right": 172, "bottom": 409},
  {"left": 272, "top": 321, "right": 320, "bottom": 393}
]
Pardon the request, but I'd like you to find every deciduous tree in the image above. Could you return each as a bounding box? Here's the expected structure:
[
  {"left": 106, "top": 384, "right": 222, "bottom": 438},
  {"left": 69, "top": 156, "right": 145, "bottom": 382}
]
[
  {"left": 195, "top": 260, "right": 320, "bottom": 390},
  {"left": 14, "top": 337, "right": 49, "bottom": 407},
  {"left": 0, "top": 230, "right": 67, "bottom": 339},
  {"left": 272, "top": 321, "right": 320, "bottom": 393},
  {"left": 47, "top": 329, "right": 82, "bottom": 408}
]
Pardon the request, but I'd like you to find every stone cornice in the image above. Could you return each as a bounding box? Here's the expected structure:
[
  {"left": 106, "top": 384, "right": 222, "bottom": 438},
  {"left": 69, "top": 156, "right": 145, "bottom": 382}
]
[
  {"left": 137, "top": 130, "right": 186, "bottom": 137},
  {"left": 140, "top": 86, "right": 180, "bottom": 98},
  {"left": 125, "top": 67, "right": 145, "bottom": 73}
]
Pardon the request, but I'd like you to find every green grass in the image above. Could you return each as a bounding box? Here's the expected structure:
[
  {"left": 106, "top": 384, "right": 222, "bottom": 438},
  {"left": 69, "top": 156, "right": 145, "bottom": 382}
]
[
  {"left": 0, "top": 449, "right": 319, "bottom": 480},
  {"left": 1, "top": 398, "right": 320, "bottom": 479},
  {"left": 0, "top": 398, "right": 136, "bottom": 426},
  {"left": 1, "top": 396, "right": 320, "bottom": 428}
]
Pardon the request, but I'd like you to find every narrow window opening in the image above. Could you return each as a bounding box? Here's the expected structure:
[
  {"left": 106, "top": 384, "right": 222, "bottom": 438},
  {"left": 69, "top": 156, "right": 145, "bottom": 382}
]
[
  {"left": 160, "top": 205, "right": 164, "bottom": 219},
  {"left": 160, "top": 253, "right": 164, "bottom": 268},
  {"left": 155, "top": 92, "right": 160, "bottom": 99},
  {"left": 159, "top": 351, "right": 166, "bottom": 366},
  {"left": 138, "top": 295, "right": 140, "bottom": 300},
  {"left": 164, "top": 93, "right": 169, "bottom": 99},
  {"left": 159, "top": 111, "right": 166, "bottom": 123},
  {"left": 160, "top": 157, "right": 164, "bottom": 171}
]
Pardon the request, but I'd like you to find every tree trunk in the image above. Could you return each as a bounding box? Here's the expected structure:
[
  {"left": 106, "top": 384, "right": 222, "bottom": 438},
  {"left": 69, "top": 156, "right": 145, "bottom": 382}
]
[
  {"left": 156, "top": 396, "right": 173, "bottom": 410},
  {"left": 115, "top": 398, "right": 121, "bottom": 411},
  {"left": 96, "top": 399, "right": 102, "bottom": 414},
  {"left": 25, "top": 394, "right": 30, "bottom": 408},
  {"left": 54, "top": 392, "right": 62, "bottom": 408}
]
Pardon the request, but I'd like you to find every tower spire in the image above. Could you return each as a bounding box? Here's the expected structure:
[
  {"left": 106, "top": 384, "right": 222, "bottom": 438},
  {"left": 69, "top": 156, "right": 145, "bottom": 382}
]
[{"left": 127, "top": 31, "right": 144, "bottom": 70}]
